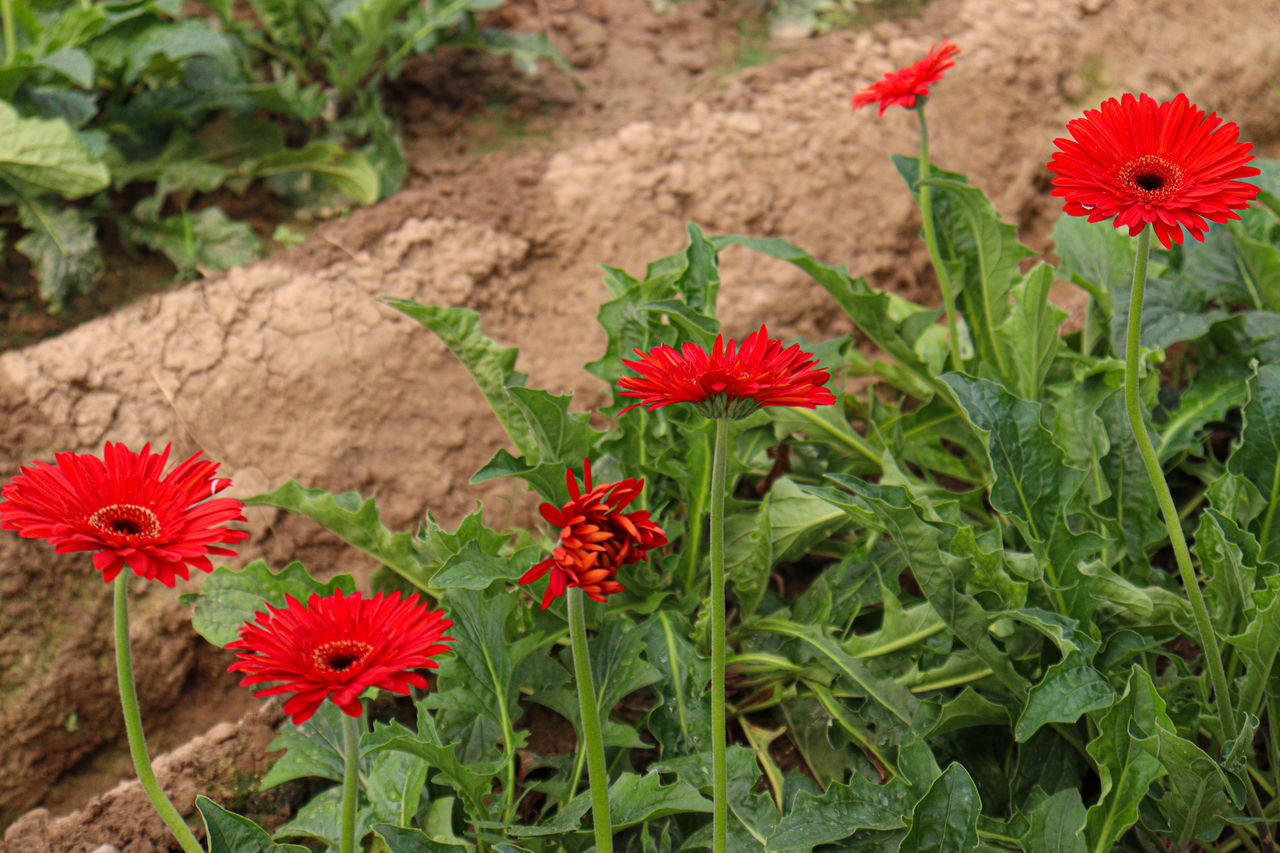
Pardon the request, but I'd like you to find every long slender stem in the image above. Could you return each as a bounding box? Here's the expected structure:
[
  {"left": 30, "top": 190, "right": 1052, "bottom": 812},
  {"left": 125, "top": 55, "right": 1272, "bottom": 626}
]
[
  {"left": 340, "top": 712, "right": 360, "bottom": 853},
  {"left": 709, "top": 416, "right": 730, "bottom": 853},
  {"left": 916, "top": 108, "right": 962, "bottom": 371},
  {"left": 1123, "top": 228, "right": 1274, "bottom": 851},
  {"left": 113, "top": 574, "right": 204, "bottom": 853},
  {"left": 1, "top": 0, "right": 16, "bottom": 65},
  {"left": 568, "top": 587, "right": 613, "bottom": 853}
]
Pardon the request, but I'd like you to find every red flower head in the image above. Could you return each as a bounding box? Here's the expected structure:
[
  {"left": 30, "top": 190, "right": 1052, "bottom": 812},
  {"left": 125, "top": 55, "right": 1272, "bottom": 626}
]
[
  {"left": 228, "top": 589, "right": 454, "bottom": 724},
  {"left": 519, "top": 459, "right": 667, "bottom": 609},
  {"left": 1047, "top": 93, "right": 1259, "bottom": 249},
  {"left": 0, "top": 442, "right": 248, "bottom": 587},
  {"left": 851, "top": 40, "right": 960, "bottom": 116},
  {"left": 618, "top": 325, "right": 836, "bottom": 420}
]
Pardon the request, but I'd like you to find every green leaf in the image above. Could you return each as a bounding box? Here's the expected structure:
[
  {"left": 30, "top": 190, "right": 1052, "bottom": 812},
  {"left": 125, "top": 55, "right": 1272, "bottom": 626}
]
[
  {"left": 607, "top": 771, "right": 713, "bottom": 830},
  {"left": 897, "top": 156, "right": 1035, "bottom": 383},
  {"left": 815, "top": 476, "right": 1030, "bottom": 698},
  {"left": 899, "top": 763, "right": 981, "bottom": 853},
  {"left": 1226, "top": 575, "right": 1280, "bottom": 719},
  {"left": 505, "top": 386, "right": 597, "bottom": 470},
  {"left": 1110, "top": 272, "right": 1229, "bottom": 353},
  {"left": 725, "top": 477, "right": 848, "bottom": 618},
  {"left": 1195, "top": 508, "right": 1256, "bottom": 635},
  {"left": 367, "top": 713, "right": 498, "bottom": 819},
  {"left": 1051, "top": 213, "right": 1133, "bottom": 300},
  {"left": 1084, "top": 667, "right": 1166, "bottom": 852},
  {"left": 259, "top": 701, "right": 348, "bottom": 789},
  {"left": 126, "top": 206, "right": 260, "bottom": 276},
  {"left": 942, "top": 374, "right": 1085, "bottom": 552},
  {"left": 420, "top": 587, "right": 546, "bottom": 744},
  {"left": 1158, "top": 357, "right": 1251, "bottom": 461},
  {"left": 1014, "top": 653, "right": 1115, "bottom": 742},
  {"left": 383, "top": 301, "right": 537, "bottom": 458},
  {"left": 753, "top": 615, "right": 917, "bottom": 726},
  {"left": 251, "top": 141, "right": 379, "bottom": 204},
  {"left": 1093, "top": 387, "right": 1164, "bottom": 563},
  {"left": 180, "top": 559, "right": 355, "bottom": 648},
  {"left": 995, "top": 264, "right": 1063, "bottom": 401},
  {"left": 765, "top": 774, "right": 911, "bottom": 851},
  {"left": 713, "top": 233, "right": 943, "bottom": 399},
  {"left": 1226, "top": 364, "right": 1280, "bottom": 565},
  {"left": 273, "top": 784, "right": 374, "bottom": 846},
  {"left": 1021, "top": 788, "right": 1087, "bottom": 853},
  {"left": 13, "top": 199, "right": 101, "bottom": 309},
  {"left": 639, "top": 610, "right": 711, "bottom": 756},
  {"left": 1143, "top": 708, "right": 1235, "bottom": 846},
  {"left": 374, "top": 824, "right": 469, "bottom": 853},
  {"left": 246, "top": 481, "right": 434, "bottom": 588},
  {"left": 0, "top": 101, "right": 109, "bottom": 197},
  {"left": 536, "top": 618, "right": 662, "bottom": 756},
  {"left": 196, "top": 797, "right": 311, "bottom": 853}
]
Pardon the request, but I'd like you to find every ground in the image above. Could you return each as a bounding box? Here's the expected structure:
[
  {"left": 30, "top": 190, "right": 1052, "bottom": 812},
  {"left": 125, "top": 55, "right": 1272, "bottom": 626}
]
[{"left": 2, "top": 0, "right": 1279, "bottom": 846}]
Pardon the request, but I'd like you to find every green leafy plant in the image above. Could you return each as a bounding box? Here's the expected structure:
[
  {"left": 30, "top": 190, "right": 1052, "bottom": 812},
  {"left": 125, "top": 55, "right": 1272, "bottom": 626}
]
[
  {"left": 6, "top": 44, "right": 1280, "bottom": 850},
  {"left": 0, "top": 0, "right": 565, "bottom": 309},
  {"left": 170, "top": 143, "right": 1280, "bottom": 849}
]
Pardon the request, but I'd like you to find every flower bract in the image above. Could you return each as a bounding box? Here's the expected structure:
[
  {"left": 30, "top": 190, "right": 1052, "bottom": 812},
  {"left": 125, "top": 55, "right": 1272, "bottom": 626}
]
[
  {"left": 0, "top": 442, "right": 248, "bottom": 587},
  {"left": 228, "top": 589, "right": 454, "bottom": 724},
  {"left": 1047, "top": 92, "right": 1259, "bottom": 249},
  {"left": 519, "top": 460, "right": 667, "bottom": 609},
  {"left": 618, "top": 325, "right": 836, "bottom": 419},
  {"left": 851, "top": 40, "right": 960, "bottom": 116}
]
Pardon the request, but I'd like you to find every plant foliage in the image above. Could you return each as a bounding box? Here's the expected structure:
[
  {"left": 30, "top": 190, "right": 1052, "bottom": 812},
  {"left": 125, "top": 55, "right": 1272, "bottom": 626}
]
[
  {"left": 183, "top": 158, "right": 1280, "bottom": 850},
  {"left": 0, "top": 0, "right": 565, "bottom": 309}
]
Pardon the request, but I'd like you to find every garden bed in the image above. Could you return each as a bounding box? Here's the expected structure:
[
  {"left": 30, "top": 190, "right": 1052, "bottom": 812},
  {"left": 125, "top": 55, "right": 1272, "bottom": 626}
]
[{"left": 2, "top": 0, "right": 1279, "bottom": 846}]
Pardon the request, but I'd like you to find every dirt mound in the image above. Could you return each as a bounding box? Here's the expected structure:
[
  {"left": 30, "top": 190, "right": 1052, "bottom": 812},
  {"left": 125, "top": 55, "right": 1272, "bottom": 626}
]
[{"left": 2, "top": 0, "right": 1278, "bottom": 842}]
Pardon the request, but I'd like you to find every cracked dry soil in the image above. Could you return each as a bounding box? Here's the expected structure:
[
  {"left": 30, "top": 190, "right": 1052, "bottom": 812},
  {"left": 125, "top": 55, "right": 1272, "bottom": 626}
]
[{"left": 3, "top": 0, "right": 1280, "bottom": 846}]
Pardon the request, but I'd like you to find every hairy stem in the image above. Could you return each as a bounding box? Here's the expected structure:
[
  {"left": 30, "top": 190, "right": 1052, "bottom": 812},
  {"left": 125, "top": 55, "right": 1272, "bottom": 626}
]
[
  {"left": 1123, "top": 228, "right": 1274, "bottom": 851},
  {"left": 916, "top": 107, "right": 962, "bottom": 371},
  {"left": 340, "top": 712, "right": 360, "bottom": 853},
  {"left": 114, "top": 574, "right": 204, "bottom": 853},
  {"left": 709, "top": 416, "right": 730, "bottom": 853},
  {"left": 568, "top": 587, "right": 613, "bottom": 853}
]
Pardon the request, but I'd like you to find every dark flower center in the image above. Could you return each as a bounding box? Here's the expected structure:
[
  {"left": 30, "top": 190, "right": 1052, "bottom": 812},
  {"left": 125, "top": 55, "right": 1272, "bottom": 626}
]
[
  {"left": 1119, "top": 154, "right": 1183, "bottom": 202},
  {"left": 312, "top": 640, "right": 374, "bottom": 674},
  {"left": 88, "top": 504, "right": 161, "bottom": 539}
]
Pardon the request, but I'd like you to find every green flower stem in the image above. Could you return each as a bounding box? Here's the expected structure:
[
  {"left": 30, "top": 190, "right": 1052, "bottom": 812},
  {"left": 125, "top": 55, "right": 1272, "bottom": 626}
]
[
  {"left": 2, "top": 0, "right": 15, "bottom": 64},
  {"left": 567, "top": 587, "right": 613, "bottom": 853},
  {"left": 709, "top": 416, "right": 730, "bottom": 853},
  {"left": 340, "top": 712, "right": 360, "bottom": 853},
  {"left": 1123, "top": 228, "right": 1274, "bottom": 851},
  {"left": 916, "top": 107, "right": 963, "bottom": 371},
  {"left": 113, "top": 574, "right": 204, "bottom": 853}
]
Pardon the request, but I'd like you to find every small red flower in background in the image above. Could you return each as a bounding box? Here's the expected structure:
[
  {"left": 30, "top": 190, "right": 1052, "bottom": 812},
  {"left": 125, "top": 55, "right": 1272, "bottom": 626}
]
[
  {"left": 618, "top": 325, "right": 836, "bottom": 420},
  {"left": 519, "top": 460, "right": 667, "bottom": 609},
  {"left": 0, "top": 442, "right": 248, "bottom": 587},
  {"left": 851, "top": 40, "right": 960, "bottom": 116},
  {"left": 228, "top": 589, "right": 454, "bottom": 724},
  {"left": 1047, "top": 93, "right": 1259, "bottom": 249}
]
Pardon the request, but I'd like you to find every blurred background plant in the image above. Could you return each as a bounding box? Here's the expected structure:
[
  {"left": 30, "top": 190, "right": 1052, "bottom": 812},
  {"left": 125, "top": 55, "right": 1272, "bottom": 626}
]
[{"left": 0, "top": 0, "right": 565, "bottom": 312}]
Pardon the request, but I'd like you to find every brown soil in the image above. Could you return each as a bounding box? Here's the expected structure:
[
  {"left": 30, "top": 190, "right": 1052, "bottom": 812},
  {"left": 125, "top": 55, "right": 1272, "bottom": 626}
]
[{"left": 2, "top": 0, "right": 1279, "bottom": 847}]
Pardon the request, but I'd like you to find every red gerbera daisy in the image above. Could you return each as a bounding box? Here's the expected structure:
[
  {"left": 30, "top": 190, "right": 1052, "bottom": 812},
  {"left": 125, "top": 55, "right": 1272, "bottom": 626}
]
[
  {"left": 618, "top": 325, "right": 836, "bottom": 420},
  {"left": 0, "top": 442, "right": 248, "bottom": 587},
  {"left": 851, "top": 40, "right": 960, "bottom": 116},
  {"left": 1047, "top": 93, "right": 1259, "bottom": 250},
  {"left": 228, "top": 589, "right": 454, "bottom": 724},
  {"left": 519, "top": 459, "right": 667, "bottom": 610}
]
